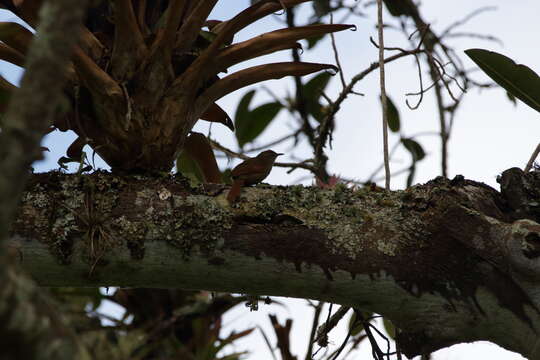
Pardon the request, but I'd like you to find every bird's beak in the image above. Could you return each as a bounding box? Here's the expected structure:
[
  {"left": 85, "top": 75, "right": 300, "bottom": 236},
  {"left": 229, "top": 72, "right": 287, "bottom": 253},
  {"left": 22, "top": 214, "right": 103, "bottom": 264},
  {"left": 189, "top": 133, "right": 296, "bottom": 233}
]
[{"left": 276, "top": 153, "right": 284, "bottom": 156}]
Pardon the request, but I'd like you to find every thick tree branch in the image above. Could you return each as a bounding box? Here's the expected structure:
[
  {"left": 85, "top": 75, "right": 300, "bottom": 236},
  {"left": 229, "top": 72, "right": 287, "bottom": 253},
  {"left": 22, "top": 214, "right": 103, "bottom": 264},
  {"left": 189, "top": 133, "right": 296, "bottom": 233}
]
[
  {"left": 0, "top": 1, "right": 91, "bottom": 359},
  {"left": 9, "top": 169, "right": 540, "bottom": 359}
]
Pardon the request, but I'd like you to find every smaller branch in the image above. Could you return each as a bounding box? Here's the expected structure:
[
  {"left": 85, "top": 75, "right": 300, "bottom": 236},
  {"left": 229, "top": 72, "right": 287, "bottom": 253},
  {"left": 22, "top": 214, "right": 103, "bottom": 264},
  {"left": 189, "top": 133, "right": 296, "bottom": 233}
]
[
  {"left": 286, "top": 7, "right": 317, "bottom": 152},
  {"left": 269, "top": 315, "right": 296, "bottom": 360},
  {"left": 258, "top": 325, "right": 279, "bottom": 360},
  {"left": 313, "top": 305, "right": 350, "bottom": 347},
  {"left": 371, "top": 166, "right": 415, "bottom": 184},
  {"left": 525, "top": 142, "right": 540, "bottom": 173},
  {"left": 366, "top": 131, "right": 438, "bottom": 183},
  {"left": 355, "top": 311, "right": 385, "bottom": 360},
  {"left": 376, "top": 0, "right": 390, "bottom": 190},
  {"left": 209, "top": 138, "right": 317, "bottom": 173},
  {"left": 314, "top": 49, "right": 424, "bottom": 178},
  {"left": 329, "top": 14, "right": 347, "bottom": 90},
  {"left": 405, "top": 54, "right": 425, "bottom": 110},
  {"left": 329, "top": 326, "right": 353, "bottom": 360},
  {"left": 305, "top": 301, "right": 323, "bottom": 360},
  {"left": 244, "top": 131, "right": 301, "bottom": 154},
  {"left": 441, "top": 6, "right": 497, "bottom": 38},
  {"left": 445, "top": 32, "right": 503, "bottom": 45}
]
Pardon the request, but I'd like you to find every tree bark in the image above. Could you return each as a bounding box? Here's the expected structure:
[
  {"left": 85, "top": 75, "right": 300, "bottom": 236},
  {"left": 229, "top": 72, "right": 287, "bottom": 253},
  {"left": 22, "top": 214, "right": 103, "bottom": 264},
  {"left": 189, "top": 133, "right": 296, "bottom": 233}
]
[
  {"left": 9, "top": 168, "right": 540, "bottom": 358},
  {"left": 0, "top": 1, "right": 91, "bottom": 359}
]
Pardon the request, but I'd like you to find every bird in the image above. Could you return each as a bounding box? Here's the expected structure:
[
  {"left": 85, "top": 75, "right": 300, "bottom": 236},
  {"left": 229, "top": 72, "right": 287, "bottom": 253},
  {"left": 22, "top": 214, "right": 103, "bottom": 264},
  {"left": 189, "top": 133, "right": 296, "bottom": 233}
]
[{"left": 227, "top": 150, "right": 283, "bottom": 203}]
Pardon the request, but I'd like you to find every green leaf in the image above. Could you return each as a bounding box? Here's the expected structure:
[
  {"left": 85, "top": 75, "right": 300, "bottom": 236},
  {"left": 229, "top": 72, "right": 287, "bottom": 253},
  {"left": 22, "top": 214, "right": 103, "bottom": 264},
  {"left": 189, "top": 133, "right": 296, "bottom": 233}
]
[
  {"left": 406, "top": 164, "right": 416, "bottom": 187},
  {"left": 304, "top": 72, "right": 332, "bottom": 100},
  {"left": 313, "top": 0, "right": 332, "bottom": 17},
  {"left": 382, "top": 0, "right": 417, "bottom": 17},
  {"left": 383, "top": 318, "right": 396, "bottom": 339},
  {"left": 348, "top": 311, "right": 372, "bottom": 336},
  {"left": 402, "top": 138, "right": 425, "bottom": 187},
  {"left": 237, "top": 102, "right": 282, "bottom": 147},
  {"left": 221, "top": 169, "right": 233, "bottom": 185},
  {"left": 306, "top": 22, "right": 325, "bottom": 49},
  {"left": 465, "top": 49, "right": 540, "bottom": 113},
  {"left": 303, "top": 72, "right": 332, "bottom": 121},
  {"left": 506, "top": 91, "right": 517, "bottom": 106},
  {"left": 234, "top": 90, "right": 256, "bottom": 146},
  {"left": 177, "top": 152, "right": 204, "bottom": 186},
  {"left": 382, "top": 95, "right": 400, "bottom": 132},
  {"left": 402, "top": 138, "right": 425, "bottom": 161}
]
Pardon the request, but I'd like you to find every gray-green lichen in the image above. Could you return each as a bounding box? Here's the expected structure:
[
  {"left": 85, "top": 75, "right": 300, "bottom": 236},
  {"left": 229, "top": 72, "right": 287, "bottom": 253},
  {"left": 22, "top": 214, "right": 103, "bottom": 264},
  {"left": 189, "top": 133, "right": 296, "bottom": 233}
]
[
  {"left": 119, "top": 188, "right": 234, "bottom": 259},
  {"left": 168, "top": 195, "right": 232, "bottom": 257},
  {"left": 232, "top": 183, "right": 407, "bottom": 259}
]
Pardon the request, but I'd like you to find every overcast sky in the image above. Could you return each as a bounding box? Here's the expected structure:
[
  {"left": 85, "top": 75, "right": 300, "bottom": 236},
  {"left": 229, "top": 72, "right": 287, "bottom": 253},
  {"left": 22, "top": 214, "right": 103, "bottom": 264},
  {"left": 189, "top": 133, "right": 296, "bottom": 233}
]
[{"left": 3, "top": 1, "right": 539, "bottom": 359}]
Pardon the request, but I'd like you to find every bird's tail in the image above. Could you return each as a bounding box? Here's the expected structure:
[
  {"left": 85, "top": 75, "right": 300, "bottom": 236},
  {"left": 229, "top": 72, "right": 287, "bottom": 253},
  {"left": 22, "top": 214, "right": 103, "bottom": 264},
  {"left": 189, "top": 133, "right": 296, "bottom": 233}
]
[{"left": 227, "top": 179, "right": 245, "bottom": 203}]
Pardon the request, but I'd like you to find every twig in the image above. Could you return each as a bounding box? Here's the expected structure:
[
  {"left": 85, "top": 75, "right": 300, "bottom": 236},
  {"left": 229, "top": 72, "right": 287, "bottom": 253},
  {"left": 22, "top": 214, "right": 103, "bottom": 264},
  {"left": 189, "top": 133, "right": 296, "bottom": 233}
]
[
  {"left": 314, "top": 49, "right": 424, "bottom": 180},
  {"left": 305, "top": 301, "right": 323, "bottom": 360},
  {"left": 329, "top": 325, "right": 353, "bottom": 360},
  {"left": 355, "top": 310, "right": 385, "bottom": 360},
  {"left": 209, "top": 138, "right": 317, "bottom": 173},
  {"left": 329, "top": 13, "right": 347, "bottom": 90},
  {"left": 244, "top": 130, "right": 301, "bottom": 154},
  {"left": 525, "top": 142, "right": 540, "bottom": 173},
  {"left": 313, "top": 305, "right": 350, "bottom": 347},
  {"left": 445, "top": 32, "right": 503, "bottom": 45},
  {"left": 286, "top": 8, "right": 317, "bottom": 149},
  {"left": 376, "top": 0, "right": 390, "bottom": 190},
  {"left": 441, "top": 6, "right": 497, "bottom": 38},
  {"left": 258, "top": 325, "right": 279, "bottom": 360}
]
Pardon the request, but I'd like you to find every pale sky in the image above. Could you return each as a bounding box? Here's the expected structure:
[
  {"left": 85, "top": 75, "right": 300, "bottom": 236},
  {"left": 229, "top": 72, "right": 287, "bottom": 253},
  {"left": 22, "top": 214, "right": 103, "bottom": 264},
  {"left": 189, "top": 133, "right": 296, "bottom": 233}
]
[{"left": 3, "top": 1, "right": 539, "bottom": 359}]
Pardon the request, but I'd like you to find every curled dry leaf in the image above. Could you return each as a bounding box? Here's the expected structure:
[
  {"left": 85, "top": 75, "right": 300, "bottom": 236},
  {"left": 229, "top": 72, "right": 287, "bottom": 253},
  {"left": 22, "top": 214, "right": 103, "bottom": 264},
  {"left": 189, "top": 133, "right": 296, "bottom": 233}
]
[
  {"left": 182, "top": 132, "right": 222, "bottom": 183},
  {"left": 195, "top": 61, "right": 338, "bottom": 115},
  {"left": 66, "top": 136, "right": 87, "bottom": 160},
  {"left": 200, "top": 102, "right": 234, "bottom": 131},
  {"left": 216, "top": 24, "right": 354, "bottom": 72}
]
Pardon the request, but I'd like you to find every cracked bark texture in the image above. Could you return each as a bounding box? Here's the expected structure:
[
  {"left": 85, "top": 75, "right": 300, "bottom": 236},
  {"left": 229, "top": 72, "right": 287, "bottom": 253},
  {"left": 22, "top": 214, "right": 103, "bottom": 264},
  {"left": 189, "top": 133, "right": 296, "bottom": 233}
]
[{"left": 8, "top": 168, "right": 540, "bottom": 358}]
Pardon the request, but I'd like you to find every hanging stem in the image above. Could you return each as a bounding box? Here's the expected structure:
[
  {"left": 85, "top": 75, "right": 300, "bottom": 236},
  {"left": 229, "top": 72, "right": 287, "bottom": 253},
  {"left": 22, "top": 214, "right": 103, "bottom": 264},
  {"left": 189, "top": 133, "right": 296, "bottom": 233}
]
[{"left": 377, "top": 0, "right": 391, "bottom": 190}]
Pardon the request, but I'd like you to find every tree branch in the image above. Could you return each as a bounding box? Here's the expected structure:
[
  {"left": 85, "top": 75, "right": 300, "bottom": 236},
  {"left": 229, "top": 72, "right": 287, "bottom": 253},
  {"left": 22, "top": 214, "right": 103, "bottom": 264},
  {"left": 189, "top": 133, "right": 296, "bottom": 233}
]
[
  {"left": 0, "top": 1, "right": 91, "bottom": 359},
  {"left": 9, "top": 170, "right": 540, "bottom": 359}
]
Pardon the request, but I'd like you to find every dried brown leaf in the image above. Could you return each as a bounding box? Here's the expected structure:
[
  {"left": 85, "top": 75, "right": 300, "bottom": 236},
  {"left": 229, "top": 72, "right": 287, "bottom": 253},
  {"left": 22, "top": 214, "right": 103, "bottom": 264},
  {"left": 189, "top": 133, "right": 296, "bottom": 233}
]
[
  {"left": 111, "top": 0, "right": 148, "bottom": 80},
  {"left": 66, "top": 136, "right": 86, "bottom": 160},
  {"left": 200, "top": 102, "right": 234, "bottom": 131},
  {"left": 183, "top": 132, "right": 222, "bottom": 183},
  {"left": 174, "top": 0, "right": 219, "bottom": 55},
  {"left": 195, "top": 61, "right": 337, "bottom": 115},
  {"left": 216, "top": 24, "right": 354, "bottom": 71}
]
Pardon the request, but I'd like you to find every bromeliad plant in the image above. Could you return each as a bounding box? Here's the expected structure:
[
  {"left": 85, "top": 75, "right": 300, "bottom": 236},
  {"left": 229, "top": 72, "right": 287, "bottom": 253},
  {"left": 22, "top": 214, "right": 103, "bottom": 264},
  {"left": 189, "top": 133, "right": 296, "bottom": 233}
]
[{"left": 0, "top": 0, "right": 353, "bottom": 173}]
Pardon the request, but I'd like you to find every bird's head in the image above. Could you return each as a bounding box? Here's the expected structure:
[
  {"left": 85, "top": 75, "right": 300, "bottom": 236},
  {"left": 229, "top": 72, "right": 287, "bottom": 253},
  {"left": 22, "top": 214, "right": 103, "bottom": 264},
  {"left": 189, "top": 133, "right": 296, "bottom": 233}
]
[{"left": 257, "top": 150, "right": 283, "bottom": 162}]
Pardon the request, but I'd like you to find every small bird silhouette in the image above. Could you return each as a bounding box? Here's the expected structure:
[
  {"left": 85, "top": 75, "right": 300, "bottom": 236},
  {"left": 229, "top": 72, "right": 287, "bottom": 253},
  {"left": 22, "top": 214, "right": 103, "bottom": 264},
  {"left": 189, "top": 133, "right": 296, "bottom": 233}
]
[{"left": 227, "top": 150, "right": 282, "bottom": 203}]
